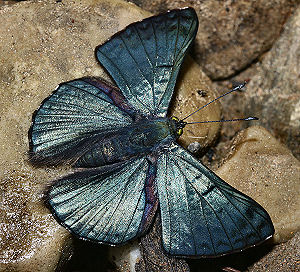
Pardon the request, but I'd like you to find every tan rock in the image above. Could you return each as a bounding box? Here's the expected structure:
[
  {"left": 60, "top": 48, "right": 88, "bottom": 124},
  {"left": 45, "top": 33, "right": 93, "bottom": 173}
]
[
  {"left": 0, "top": 169, "right": 71, "bottom": 271},
  {"left": 216, "top": 126, "right": 300, "bottom": 243},
  {"left": 0, "top": 0, "right": 219, "bottom": 270},
  {"left": 171, "top": 55, "right": 221, "bottom": 149}
]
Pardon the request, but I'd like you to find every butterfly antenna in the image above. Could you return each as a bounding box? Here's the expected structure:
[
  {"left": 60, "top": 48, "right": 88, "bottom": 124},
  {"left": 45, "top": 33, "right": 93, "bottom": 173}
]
[
  {"left": 186, "top": 117, "right": 258, "bottom": 125},
  {"left": 181, "top": 82, "right": 247, "bottom": 121}
]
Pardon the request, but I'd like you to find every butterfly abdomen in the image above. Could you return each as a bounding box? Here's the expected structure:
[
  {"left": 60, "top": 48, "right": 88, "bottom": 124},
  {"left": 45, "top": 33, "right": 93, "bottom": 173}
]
[
  {"left": 74, "top": 118, "right": 177, "bottom": 168},
  {"left": 74, "top": 136, "right": 129, "bottom": 167}
]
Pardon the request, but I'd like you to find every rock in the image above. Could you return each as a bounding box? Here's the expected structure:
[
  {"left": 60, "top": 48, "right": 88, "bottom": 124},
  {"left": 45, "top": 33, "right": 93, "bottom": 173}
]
[
  {"left": 128, "top": 0, "right": 297, "bottom": 79},
  {"left": 170, "top": 55, "right": 221, "bottom": 149},
  {"left": 0, "top": 169, "right": 72, "bottom": 272},
  {"left": 136, "top": 216, "right": 189, "bottom": 272},
  {"left": 216, "top": 126, "right": 300, "bottom": 243},
  {"left": 248, "top": 231, "right": 300, "bottom": 272},
  {"left": 0, "top": 0, "right": 219, "bottom": 271},
  {"left": 0, "top": 1, "right": 16, "bottom": 8},
  {"left": 211, "top": 5, "right": 300, "bottom": 161},
  {"left": 243, "top": 6, "right": 300, "bottom": 160},
  {"left": 108, "top": 241, "right": 141, "bottom": 272}
]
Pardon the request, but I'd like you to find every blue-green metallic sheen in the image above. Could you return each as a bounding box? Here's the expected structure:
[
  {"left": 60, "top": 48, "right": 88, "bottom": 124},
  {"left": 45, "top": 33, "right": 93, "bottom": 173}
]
[
  {"left": 156, "top": 144, "right": 274, "bottom": 257},
  {"left": 29, "top": 78, "right": 133, "bottom": 166},
  {"left": 48, "top": 158, "right": 149, "bottom": 244},
  {"left": 74, "top": 117, "right": 178, "bottom": 167},
  {"left": 29, "top": 7, "right": 274, "bottom": 258},
  {"left": 95, "top": 8, "right": 198, "bottom": 117}
]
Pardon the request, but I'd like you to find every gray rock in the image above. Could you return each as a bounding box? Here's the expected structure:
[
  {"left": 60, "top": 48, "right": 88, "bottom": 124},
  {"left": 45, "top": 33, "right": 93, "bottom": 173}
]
[
  {"left": 127, "top": 0, "right": 298, "bottom": 79},
  {"left": 211, "top": 5, "right": 300, "bottom": 162},
  {"left": 136, "top": 216, "right": 189, "bottom": 272},
  {"left": 243, "top": 5, "right": 300, "bottom": 160}
]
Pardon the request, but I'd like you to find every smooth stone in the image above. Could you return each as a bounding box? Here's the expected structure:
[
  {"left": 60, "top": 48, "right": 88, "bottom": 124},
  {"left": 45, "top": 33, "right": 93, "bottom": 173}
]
[
  {"left": 0, "top": 168, "right": 71, "bottom": 271},
  {"left": 108, "top": 241, "right": 141, "bottom": 272},
  {"left": 170, "top": 55, "right": 221, "bottom": 149}
]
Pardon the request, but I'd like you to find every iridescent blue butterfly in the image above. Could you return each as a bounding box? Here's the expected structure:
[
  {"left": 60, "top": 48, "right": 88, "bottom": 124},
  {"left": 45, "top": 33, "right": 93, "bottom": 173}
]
[{"left": 29, "top": 8, "right": 274, "bottom": 257}]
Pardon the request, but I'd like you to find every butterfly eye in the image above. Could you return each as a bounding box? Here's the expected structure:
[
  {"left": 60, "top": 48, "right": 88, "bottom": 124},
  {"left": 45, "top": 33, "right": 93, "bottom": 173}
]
[{"left": 170, "top": 116, "right": 185, "bottom": 137}]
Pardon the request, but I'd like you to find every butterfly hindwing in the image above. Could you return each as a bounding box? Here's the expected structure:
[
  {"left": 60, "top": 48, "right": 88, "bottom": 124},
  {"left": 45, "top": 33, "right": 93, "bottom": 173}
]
[
  {"left": 96, "top": 8, "right": 198, "bottom": 117},
  {"left": 29, "top": 77, "right": 135, "bottom": 166},
  {"left": 156, "top": 144, "right": 274, "bottom": 257},
  {"left": 47, "top": 157, "right": 157, "bottom": 245}
]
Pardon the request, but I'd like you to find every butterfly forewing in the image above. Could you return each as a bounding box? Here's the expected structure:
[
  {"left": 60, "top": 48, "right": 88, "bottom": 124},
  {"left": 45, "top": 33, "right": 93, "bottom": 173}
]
[
  {"left": 95, "top": 8, "right": 198, "bottom": 117},
  {"left": 29, "top": 77, "right": 134, "bottom": 166},
  {"left": 156, "top": 144, "right": 274, "bottom": 257}
]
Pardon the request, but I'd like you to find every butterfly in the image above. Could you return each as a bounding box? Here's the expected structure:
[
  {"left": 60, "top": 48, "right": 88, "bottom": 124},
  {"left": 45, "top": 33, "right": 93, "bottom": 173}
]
[{"left": 29, "top": 7, "right": 274, "bottom": 257}]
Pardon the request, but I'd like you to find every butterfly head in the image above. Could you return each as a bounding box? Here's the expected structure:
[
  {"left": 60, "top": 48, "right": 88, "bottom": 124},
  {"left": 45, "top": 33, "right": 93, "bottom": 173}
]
[{"left": 170, "top": 116, "right": 186, "bottom": 138}]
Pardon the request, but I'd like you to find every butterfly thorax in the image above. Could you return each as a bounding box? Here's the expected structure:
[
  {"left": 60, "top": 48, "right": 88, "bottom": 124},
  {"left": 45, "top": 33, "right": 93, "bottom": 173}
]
[{"left": 74, "top": 117, "right": 183, "bottom": 168}]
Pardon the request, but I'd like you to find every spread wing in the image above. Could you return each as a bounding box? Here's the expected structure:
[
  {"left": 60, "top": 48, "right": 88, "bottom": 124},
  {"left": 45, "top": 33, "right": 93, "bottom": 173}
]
[
  {"left": 95, "top": 8, "right": 198, "bottom": 117},
  {"left": 156, "top": 144, "right": 274, "bottom": 257},
  {"left": 47, "top": 157, "right": 158, "bottom": 244},
  {"left": 29, "top": 77, "right": 135, "bottom": 166}
]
